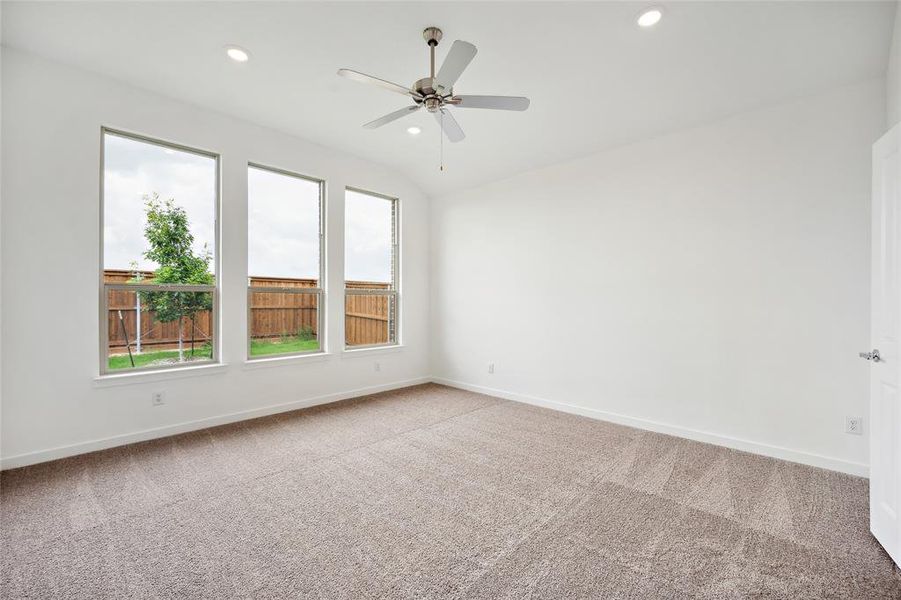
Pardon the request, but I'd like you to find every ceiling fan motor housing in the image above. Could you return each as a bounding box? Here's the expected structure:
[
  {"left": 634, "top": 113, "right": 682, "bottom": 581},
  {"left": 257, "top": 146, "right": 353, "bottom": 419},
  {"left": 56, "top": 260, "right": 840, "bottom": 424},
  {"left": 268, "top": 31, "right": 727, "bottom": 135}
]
[
  {"left": 422, "top": 27, "right": 443, "bottom": 46},
  {"left": 414, "top": 77, "right": 449, "bottom": 111}
]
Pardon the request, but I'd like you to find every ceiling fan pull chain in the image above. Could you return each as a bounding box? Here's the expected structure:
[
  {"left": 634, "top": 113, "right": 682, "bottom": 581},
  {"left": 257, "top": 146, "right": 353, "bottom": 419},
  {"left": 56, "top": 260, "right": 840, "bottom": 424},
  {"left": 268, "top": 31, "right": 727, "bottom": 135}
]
[{"left": 440, "top": 111, "right": 445, "bottom": 171}]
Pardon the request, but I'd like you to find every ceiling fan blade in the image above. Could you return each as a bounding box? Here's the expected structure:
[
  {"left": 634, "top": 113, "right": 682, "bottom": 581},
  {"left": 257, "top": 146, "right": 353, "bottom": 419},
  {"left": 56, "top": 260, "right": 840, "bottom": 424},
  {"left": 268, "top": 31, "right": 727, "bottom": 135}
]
[
  {"left": 436, "top": 41, "right": 477, "bottom": 89},
  {"left": 434, "top": 108, "right": 465, "bottom": 143},
  {"left": 449, "top": 95, "right": 530, "bottom": 111},
  {"left": 363, "top": 105, "right": 421, "bottom": 129},
  {"left": 337, "top": 69, "right": 422, "bottom": 99}
]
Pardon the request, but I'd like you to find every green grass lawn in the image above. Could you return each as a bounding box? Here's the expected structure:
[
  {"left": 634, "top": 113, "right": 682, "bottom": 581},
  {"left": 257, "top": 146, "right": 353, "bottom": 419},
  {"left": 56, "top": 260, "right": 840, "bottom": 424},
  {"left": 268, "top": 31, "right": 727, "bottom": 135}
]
[
  {"left": 107, "top": 348, "right": 212, "bottom": 370},
  {"left": 250, "top": 336, "right": 320, "bottom": 357},
  {"left": 108, "top": 336, "right": 319, "bottom": 370}
]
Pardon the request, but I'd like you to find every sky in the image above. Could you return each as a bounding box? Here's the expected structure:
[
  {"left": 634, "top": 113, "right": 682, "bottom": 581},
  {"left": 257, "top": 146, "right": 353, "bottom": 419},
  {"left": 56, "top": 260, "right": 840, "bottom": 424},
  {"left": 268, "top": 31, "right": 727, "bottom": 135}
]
[
  {"left": 103, "top": 133, "right": 216, "bottom": 274},
  {"left": 344, "top": 189, "right": 393, "bottom": 284},
  {"left": 104, "top": 133, "right": 393, "bottom": 284},
  {"left": 248, "top": 166, "right": 320, "bottom": 280}
]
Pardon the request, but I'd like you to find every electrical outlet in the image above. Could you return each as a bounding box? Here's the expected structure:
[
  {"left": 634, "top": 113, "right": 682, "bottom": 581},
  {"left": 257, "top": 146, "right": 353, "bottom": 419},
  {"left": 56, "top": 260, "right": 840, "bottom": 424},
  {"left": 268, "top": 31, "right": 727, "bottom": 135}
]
[
  {"left": 152, "top": 392, "right": 165, "bottom": 407},
  {"left": 374, "top": 362, "right": 381, "bottom": 372},
  {"left": 845, "top": 416, "right": 863, "bottom": 435},
  {"left": 488, "top": 363, "right": 495, "bottom": 374}
]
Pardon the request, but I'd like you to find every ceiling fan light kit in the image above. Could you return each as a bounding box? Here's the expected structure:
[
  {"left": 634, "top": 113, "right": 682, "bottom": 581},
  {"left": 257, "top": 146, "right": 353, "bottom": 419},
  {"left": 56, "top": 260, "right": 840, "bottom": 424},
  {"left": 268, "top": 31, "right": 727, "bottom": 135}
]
[{"left": 337, "top": 26, "right": 530, "bottom": 153}]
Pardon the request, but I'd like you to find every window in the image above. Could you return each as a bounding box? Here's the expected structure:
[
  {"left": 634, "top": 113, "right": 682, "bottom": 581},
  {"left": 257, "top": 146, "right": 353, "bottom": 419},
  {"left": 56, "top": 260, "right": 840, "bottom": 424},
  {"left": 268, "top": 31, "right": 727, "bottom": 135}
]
[
  {"left": 248, "top": 164, "right": 324, "bottom": 358},
  {"left": 344, "top": 188, "right": 398, "bottom": 348},
  {"left": 101, "top": 130, "right": 218, "bottom": 374}
]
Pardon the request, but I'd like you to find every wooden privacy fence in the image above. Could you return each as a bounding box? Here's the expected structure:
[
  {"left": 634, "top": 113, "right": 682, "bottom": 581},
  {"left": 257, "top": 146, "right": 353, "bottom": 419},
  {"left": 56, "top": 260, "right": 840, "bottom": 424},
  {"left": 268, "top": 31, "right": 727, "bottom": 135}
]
[
  {"left": 345, "top": 281, "right": 393, "bottom": 347},
  {"left": 249, "top": 275, "right": 319, "bottom": 345},
  {"left": 105, "top": 271, "right": 213, "bottom": 354},
  {"left": 105, "top": 270, "right": 391, "bottom": 352}
]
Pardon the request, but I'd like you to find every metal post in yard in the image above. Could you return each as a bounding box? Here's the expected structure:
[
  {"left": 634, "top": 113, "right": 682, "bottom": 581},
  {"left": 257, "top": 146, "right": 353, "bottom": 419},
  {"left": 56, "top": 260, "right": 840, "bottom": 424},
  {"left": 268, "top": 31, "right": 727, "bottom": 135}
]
[{"left": 135, "top": 291, "right": 142, "bottom": 354}]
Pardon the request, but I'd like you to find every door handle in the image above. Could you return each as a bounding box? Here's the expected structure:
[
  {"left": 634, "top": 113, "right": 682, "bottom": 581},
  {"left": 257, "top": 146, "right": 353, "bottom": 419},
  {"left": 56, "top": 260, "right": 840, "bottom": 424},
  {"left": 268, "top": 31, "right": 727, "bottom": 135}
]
[{"left": 859, "top": 349, "right": 883, "bottom": 362}]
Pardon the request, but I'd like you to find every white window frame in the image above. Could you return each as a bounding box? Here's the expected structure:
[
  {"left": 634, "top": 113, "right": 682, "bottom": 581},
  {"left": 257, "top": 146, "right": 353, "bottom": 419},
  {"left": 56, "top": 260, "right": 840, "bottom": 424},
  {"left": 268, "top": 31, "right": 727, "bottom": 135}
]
[
  {"left": 247, "top": 163, "right": 326, "bottom": 360},
  {"left": 344, "top": 187, "right": 399, "bottom": 350},
  {"left": 99, "top": 128, "right": 221, "bottom": 376}
]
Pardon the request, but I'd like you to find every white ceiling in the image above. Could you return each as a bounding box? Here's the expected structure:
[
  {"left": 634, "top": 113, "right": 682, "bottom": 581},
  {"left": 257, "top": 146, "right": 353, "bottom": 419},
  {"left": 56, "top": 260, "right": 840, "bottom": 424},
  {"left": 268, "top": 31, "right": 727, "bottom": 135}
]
[{"left": 3, "top": 1, "right": 896, "bottom": 195}]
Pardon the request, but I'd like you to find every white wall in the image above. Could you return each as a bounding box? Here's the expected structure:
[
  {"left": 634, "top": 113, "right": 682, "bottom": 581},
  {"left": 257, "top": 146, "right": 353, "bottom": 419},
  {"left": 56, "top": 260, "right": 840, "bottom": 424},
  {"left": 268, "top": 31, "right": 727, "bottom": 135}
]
[
  {"left": 0, "top": 49, "right": 430, "bottom": 468},
  {"left": 0, "top": 47, "right": 887, "bottom": 477},
  {"left": 888, "top": 2, "right": 901, "bottom": 128},
  {"left": 431, "top": 79, "right": 885, "bottom": 476}
]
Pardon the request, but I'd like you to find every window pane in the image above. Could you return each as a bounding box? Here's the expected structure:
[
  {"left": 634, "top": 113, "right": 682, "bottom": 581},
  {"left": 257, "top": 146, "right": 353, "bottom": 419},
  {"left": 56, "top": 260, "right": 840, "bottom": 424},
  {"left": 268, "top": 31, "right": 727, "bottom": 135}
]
[
  {"left": 248, "top": 166, "right": 321, "bottom": 283},
  {"left": 103, "top": 132, "right": 217, "bottom": 279},
  {"left": 345, "top": 190, "right": 394, "bottom": 285},
  {"left": 106, "top": 287, "right": 214, "bottom": 371},
  {"left": 249, "top": 290, "right": 320, "bottom": 357},
  {"left": 248, "top": 166, "right": 322, "bottom": 358},
  {"left": 102, "top": 131, "right": 218, "bottom": 374},
  {"left": 345, "top": 293, "right": 396, "bottom": 347}
]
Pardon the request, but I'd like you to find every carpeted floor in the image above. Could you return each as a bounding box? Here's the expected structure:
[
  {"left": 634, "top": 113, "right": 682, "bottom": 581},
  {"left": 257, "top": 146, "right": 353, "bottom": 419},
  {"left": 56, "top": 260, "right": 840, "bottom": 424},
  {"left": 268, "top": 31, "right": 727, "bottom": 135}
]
[{"left": 2, "top": 383, "right": 899, "bottom": 599}]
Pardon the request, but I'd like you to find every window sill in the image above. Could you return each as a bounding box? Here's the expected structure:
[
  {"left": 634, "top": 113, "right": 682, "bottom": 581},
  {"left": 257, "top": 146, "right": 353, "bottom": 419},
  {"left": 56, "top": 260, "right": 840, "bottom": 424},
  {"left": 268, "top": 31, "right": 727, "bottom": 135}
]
[
  {"left": 93, "top": 362, "right": 229, "bottom": 387},
  {"left": 243, "top": 352, "right": 331, "bottom": 370},
  {"left": 341, "top": 344, "right": 405, "bottom": 359}
]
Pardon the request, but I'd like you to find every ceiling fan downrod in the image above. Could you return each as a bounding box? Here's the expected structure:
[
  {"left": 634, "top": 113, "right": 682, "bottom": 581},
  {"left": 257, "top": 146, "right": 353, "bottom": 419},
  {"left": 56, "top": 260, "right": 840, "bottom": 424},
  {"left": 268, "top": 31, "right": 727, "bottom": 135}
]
[{"left": 423, "top": 27, "right": 443, "bottom": 80}]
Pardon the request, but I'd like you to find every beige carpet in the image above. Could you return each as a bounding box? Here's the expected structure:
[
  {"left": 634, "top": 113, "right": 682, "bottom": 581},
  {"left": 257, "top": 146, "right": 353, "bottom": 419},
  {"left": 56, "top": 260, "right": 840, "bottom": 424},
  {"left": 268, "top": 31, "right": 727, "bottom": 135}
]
[{"left": 2, "top": 383, "right": 899, "bottom": 599}]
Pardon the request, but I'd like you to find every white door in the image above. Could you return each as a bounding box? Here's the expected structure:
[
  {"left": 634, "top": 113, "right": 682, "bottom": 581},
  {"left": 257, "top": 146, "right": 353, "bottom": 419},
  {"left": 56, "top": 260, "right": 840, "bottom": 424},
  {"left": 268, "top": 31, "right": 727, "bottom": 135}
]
[{"left": 868, "top": 124, "right": 901, "bottom": 567}]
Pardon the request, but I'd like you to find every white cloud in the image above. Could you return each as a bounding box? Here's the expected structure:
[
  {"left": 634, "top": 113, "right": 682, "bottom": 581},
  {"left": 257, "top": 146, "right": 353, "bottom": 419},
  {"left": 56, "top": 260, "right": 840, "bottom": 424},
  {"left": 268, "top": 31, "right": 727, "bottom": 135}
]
[
  {"left": 103, "top": 133, "right": 216, "bottom": 273},
  {"left": 248, "top": 166, "right": 320, "bottom": 280},
  {"left": 104, "top": 133, "right": 394, "bottom": 285},
  {"left": 345, "top": 190, "right": 392, "bottom": 283}
]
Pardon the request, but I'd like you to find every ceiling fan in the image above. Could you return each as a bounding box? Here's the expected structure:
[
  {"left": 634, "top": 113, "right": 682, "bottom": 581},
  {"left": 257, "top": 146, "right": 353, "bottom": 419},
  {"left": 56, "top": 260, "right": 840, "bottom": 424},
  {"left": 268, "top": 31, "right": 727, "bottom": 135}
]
[{"left": 337, "top": 27, "right": 529, "bottom": 143}]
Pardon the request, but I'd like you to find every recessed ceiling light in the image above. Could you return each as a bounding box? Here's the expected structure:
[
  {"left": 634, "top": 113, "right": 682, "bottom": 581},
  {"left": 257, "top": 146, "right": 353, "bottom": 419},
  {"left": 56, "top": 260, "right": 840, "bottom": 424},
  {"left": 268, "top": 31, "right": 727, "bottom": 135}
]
[
  {"left": 407, "top": 126, "right": 422, "bottom": 135},
  {"left": 226, "top": 46, "right": 250, "bottom": 63},
  {"left": 637, "top": 7, "right": 663, "bottom": 28}
]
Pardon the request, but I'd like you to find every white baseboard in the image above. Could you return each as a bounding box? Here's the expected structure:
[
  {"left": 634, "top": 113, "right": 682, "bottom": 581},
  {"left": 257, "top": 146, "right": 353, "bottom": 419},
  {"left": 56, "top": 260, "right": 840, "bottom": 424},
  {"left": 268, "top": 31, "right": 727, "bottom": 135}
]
[
  {"left": 432, "top": 377, "right": 869, "bottom": 478},
  {"left": 3, "top": 375, "right": 869, "bottom": 478},
  {"left": 0, "top": 377, "right": 431, "bottom": 470}
]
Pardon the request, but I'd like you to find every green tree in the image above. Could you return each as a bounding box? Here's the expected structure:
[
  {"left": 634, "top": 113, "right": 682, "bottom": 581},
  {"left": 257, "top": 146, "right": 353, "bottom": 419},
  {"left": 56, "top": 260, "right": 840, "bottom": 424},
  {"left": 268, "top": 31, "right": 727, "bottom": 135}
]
[{"left": 138, "top": 193, "right": 213, "bottom": 362}]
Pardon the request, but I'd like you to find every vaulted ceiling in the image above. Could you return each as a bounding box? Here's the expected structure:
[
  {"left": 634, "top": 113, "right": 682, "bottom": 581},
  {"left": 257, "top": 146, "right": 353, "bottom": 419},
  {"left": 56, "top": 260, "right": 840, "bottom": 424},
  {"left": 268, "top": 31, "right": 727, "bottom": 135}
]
[{"left": 3, "top": 1, "right": 896, "bottom": 195}]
